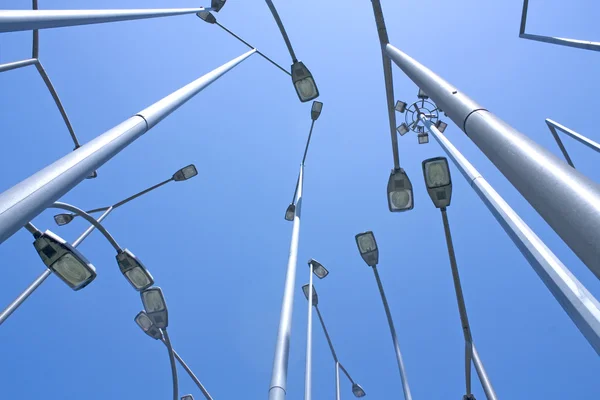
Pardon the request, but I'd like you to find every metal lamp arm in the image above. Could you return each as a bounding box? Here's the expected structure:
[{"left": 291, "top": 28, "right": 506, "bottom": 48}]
[{"left": 264, "top": 0, "right": 298, "bottom": 62}]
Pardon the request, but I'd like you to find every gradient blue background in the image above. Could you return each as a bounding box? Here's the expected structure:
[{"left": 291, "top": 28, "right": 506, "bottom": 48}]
[{"left": 1, "top": 0, "right": 599, "bottom": 398}]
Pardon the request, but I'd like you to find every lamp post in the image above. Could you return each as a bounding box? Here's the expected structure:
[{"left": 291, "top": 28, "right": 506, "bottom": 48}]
[
  {"left": 0, "top": 7, "right": 219, "bottom": 33},
  {"left": 0, "top": 49, "right": 255, "bottom": 246},
  {"left": 415, "top": 114, "right": 600, "bottom": 355},
  {"left": 135, "top": 311, "right": 214, "bottom": 400},
  {"left": 268, "top": 102, "right": 323, "bottom": 400},
  {"left": 302, "top": 283, "right": 366, "bottom": 400},
  {"left": 302, "top": 259, "right": 329, "bottom": 400},
  {"left": 422, "top": 157, "right": 497, "bottom": 400},
  {"left": 355, "top": 231, "right": 412, "bottom": 400},
  {"left": 140, "top": 288, "right": 179, "bottom": 400}
]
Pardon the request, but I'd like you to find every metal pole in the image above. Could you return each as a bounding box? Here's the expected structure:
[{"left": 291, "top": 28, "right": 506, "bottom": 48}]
[
  {"left": 546, "top": 121, "right": 575, "bottom": 168},
  {"left": 162, "top": 330, "right": 179, "bottom": 400},
  {"left": 166, "top": 344, "right": 213, "bottom": 400},
  {"left": 268, "top": 163, "right": 304, "bottom": 400},
  {"left": 372, "top": 265, "right": 412, "bottom": 400},
  {"left": 0, "top": 58, "right": 37, "bottom": 73},
  {"left": 263, "top": 0, "right": 297, "bottom": 62},
  {"left": 546, "top": 119, "right": 600, "bottom": 156},
  {"left": 315, "top": 306, "right": 338, "bottom": 362},
  {"left": 472, "top": 344, "right": 498, "bottom": 400},
  {"left": 0, "top": 8, "right": 208, "bottom": 33},
  {"left": 386, "top": 43, "right": 600, "bottom": 278},
  {"left": 304, "top": 263, "right": 314, "bottom": 400},
  {"left": 421, "top": 117, "right": 600, "bottom": 355},
  {"left": 0, "top": 207, "right": 113, "bottom": 326},
  {"left": 0, "top": 49, "right": 255, "bottom": 245},
  {"left": 369, "top": 0, "right": 400, "bottom": 169},
  {"left": 335, "top": 362, "right": 341, "bottom": 400},
  {"left": 440, "top": 208, "right": 474, "bottom": 396}
]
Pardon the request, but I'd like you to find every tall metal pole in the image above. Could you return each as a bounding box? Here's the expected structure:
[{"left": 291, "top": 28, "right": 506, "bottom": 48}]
[
  {"left": 0, "top": 49, "right": 255, "bottom": 245},
  {"left": 0, "top": 8, "right": 208, "bottom": 33},
  {"left": 421, "top": 117, "right": 600, "bottom": 355},
  {"left": 372, "top": 265, "right": 412, "bottom": 400},
  {"left": 0, "top": 207, "right": 113, "bottom": 326},
  {"left": 166, "top": 344, "right": 213, "bottom": 400},
  {"left": 386, "top": 43, "right": 600, "bottom": 279},
  {"left": 268, "top": 163, "right": 304, "bottom": 400},
  {"left": 304, "top": 263, "right": 314, "bottom": 400},
  {"left": 162, "top": 330, "right": 179, "bottom": 400},
  {"left": 263, "top": 0, "right": 297, "bottom": 62},
  {"left": 335, "top": 362, "right": 341, "bottom": 400},
  {"left": 0, "top": 58, "right": 37, "bottom": 73}
]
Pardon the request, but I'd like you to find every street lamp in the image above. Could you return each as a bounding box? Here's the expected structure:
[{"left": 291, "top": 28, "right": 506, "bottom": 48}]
[
  {"left": 141, "top": 287, "right": 169, "bottom": 329},
  {"left": 117, "top": 249, "right": 154, "bottom": 291},
  {"left": 355, "top": 231, "right": 412, "bottom": 400},
  {"left": 210, "top": 0, "right": 227, "bottom": 12},
  {"left": 394, "top": 91, "right": 448, "bottom": 146},
  {"left": 32, "top": 230, "right": 96, "bottom": 291},
  {"left": 173, "top": 164, "right": 198, "bottom": 181},
  {"left": 303, "top": 283, "right": 367, "bottom": 399},
  {"left": 134, "top": 311, "right": 214, "bottom": 400},
  {"left": 311, "top": 101, "right": 323, "bottom": 121},
  {"left": 422, "top": 156, "right": 496, "bottom": 400},
  {"left": 292, "top": 61, "right": 319, "bottom": 102},
  {"left": 386, "top": 169, "right": 414, "bottom": 212},
  {"left": 182, "top": 395, "right": 194, "bottom": 400}
]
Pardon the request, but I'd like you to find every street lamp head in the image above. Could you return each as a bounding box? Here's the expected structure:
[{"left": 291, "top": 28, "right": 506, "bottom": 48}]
[
  {"left": 355, "top": 231, "right": 378, "bottom": 267},
  {"left": 291, "top": 61, "right": 319, "bottom": 102},
  {"left": 422, "top": 157, "right": 452, "bottom": 209},
  {"left": 396, "top": 123, "right": 409, "bottom": 136},
  {"left": 417, "top": 132, "right": 429, "bottom": 144},
  {"left": 54, "top": 213, "right": 74, "bottom": 226},
  {"left": 210, "top": 0, "right": 227, "bottom": 12},
  {"left": 387, "top": 168, "right": 414, "bottom": 212},
  {"left": 196, "top": 11, "right": 217, "bottom": 24},
  {"left": 302, "top": 284, "right": 318, "bottom": 306},
  {"left": 311, "top": 101, "right": 323, "bottom": 121},
  {"left": 352, "top": 383, "right": 366, "bottom": 398},
  {"left": 117, "top": 249, "right": 154, "bottom": 291},
  {"left": 141, "top": 287, "right": 169, "bottom": 329},
  {"left": 33, "top": 230, "right": 96, "bottom": 291},
  {"left": 182, "top": 395, "right": 195, "bottom": 400},
  {"left": 417, "top": 88, "right": 428, "bottom": 99},
  {"left": 284, "top": 203, "right": 296, "bottom": 221},
  {"left": 395, "top": 100, "right": 407, "bottom": 113},
  {"left": 308, "top": 259, "right": 329, "bottom": 279},
  {"left": 435, "top": 120, "right": 448, "bottom": 133},
  {"left": 134, "top": 311, "right": 163, "bottom": 340},
  {"left": 463, "top": 395, "right": 476, "bottom": 400},
  {"left": 173, "top": 164, "right": 198, "bottom": 181}
]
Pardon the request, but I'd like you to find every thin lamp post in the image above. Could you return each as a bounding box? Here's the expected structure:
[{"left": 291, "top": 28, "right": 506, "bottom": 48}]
[
  {"left": 519, "top": 0, "right": 600, "bottom": 52},
  {"left": 0, "top": 49, "right": 255, "bottom": 245},
  {"left": 385, "top": 42, "right": 600, "bottom": 279},
  {"left": 0, "top": 7, "right": 216, "bottom": 33},
  {"left": 545, "top": 119, "right": 600, "bottom": 169},
  {"left": 419, "top": 116, "right": 600, "bottom": 355},
  {"left": 269, "top": 103, "right": 323, "bottom": 400},
  {"left": 355, "top": 232, "right": 412, "bottom": 400},
  {"left": 421, "top": 156, "right": 497, "bottom": 400}
]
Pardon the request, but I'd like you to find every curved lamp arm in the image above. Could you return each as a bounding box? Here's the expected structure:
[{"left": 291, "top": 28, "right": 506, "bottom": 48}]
[{"left": 50, "top": 202, "right": 121, "bottom": 252}]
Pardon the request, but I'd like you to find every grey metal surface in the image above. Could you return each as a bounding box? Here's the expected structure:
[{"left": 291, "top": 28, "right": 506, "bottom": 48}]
[
  {"left": 264, "top": 0, "right": 297, "bottom": 62},
  {"left": 168, "top": 345, "right": 213, "bottom": 400},
  {"left": 385, "top": 42, "right": 600, "bottom": 279},
  {"left": 472, "top": 344, "right": 498, "bottom": 400},
  {"left": 422, "top": 118, "right": 600, "bottom": 355},
  {"left": 304, "top": 264, "right": 314, "bottom": 400},
  {"left": 0, "top": 58, "right": 37, "bottom": 73},
  {"left": 315, "top": 306, "right": 338, "bottom": 362},
  {"left": 369, "top": 0, "right": 400, "bottom": 169},
  {"left": 162, "top": 330, "right": 179, "bottom": 400},
  {"left": 268, "top": 164, "right": 304, "bottom": 400},
  {"left": 545, "top": 121, "right": 575, "bottom": 168},
  {"left": 0, "top": 49, "right": 255, "bottom": 245},
  {"left": 0, "top": 208, "right": 113, "bottom": 326},
  {"left": 546, "top": 119, "right": 600, "bottom": 160},
  {"left": 335, "top": 362, "right": 341, "bottom": 400},
  {"left": 372, "top": 266, "right": 412, "bottom": 400},
  {"left": 0, "top": 8, "right": 206, "bottom": 33}
]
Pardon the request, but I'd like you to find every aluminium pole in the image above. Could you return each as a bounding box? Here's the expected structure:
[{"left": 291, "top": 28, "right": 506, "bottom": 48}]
[
  {"left": 0, "top": 8, "right": 209, "bottom": 33},
  {"left": 421, "top": 117, "right": 600, "bottom": 355},
  {"left": 304, "top": 262, "right": 314, "bottom": 400},
  {"left": 0, "top": 49, "right": 256, "bottom": 245},
  {"left": 386, "top": 43, "right": 600, "bottom": 278}
]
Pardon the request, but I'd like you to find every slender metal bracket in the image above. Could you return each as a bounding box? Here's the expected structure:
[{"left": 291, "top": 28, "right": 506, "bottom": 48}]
[{"left": 545, "top": 119, "right": 600, "bottom": 169}]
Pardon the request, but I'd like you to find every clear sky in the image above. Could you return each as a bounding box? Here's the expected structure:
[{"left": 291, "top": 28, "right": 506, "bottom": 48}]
[{"left": 1, "top": 0, "right": 599, "bottom": 399}]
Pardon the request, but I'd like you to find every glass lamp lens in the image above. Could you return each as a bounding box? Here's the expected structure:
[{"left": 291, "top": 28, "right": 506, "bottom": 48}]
[
  {"left": 136, "top": 313, "right": 153, "bottom": 331},
  {"left": 312, "top": 101, "right": 323, "bottom": 114},
  {"left": 357, "top": 234, "right": 376, "bottom": 253},
  {"left": 53, "top": 253, "right": 91, "bottom": 286},
  {"left": 314, "top": 265, "right": 328, "bottom": 279},
  {"left": 182, "top": 165, "right": 198, "bottom": 179},
  {"left": 295, "top": 78, "right": 317, "bottom": 101},
  {"left": 143, "top": 290, "right": 165, "bottom": 312},
  {"left": 302, "top": 285, "right": 310, "bottom": 300},
  {"left": 390, "top": 190, "right": 411, "bottom": 209},
  {"left": 397, "top": 123, "right": 409, "bottom": 136},
  {"left": 126, "top": 267, "right": 152, "bottom": 289},
  {"left": 352, "top": 384, "right": 366, "bottom": 397},
  {"left": 426, "top": 161, "right": 450, "bottom": 188}
]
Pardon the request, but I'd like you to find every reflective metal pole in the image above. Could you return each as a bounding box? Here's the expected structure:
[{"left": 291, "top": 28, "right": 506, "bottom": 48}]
[
  {"left": 546, "top": 119, "right": 600, "bottom": 164},
  {"left": 335, "top": 362, "right": 341, "bottom": 400},
  {"left": 421, "top": 117, "right": 600, "bottom": 355},
  {"left": 386, "top": 43, "right": 600, "bottom": 279},
  {"left": 472, "top": 345, "right": 497, "bottom": 400},
  {"left": 0, "top": 207, "right": 113, "bottom": 326},
  {"left": 0, "top": 8, "right": 207, "bottom": 33},
  {"left": 167, "top": 345, "right": 213, "bottom": 400},
  {"left": 0, "top": 49, "right": 255, "bottom": 245},
  {"left": 0, "top": 58, "right": 37, "bottom": 73},
  {"left": 304, "top": 263, "right": 314, "bottom": 400},
  {"left": 372, "top": 265, "right": 412, "bottom": 400},
  {"left": 268, "top": 163, "right": 304, "bottom": 400},
  {"left": 162, "top": 330, "right": 179, "bottom": 400}
]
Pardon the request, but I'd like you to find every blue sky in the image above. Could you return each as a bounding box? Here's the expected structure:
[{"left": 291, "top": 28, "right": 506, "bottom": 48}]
[{"left": 1, "top": 0, "right": 599, "bottom": 399}]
